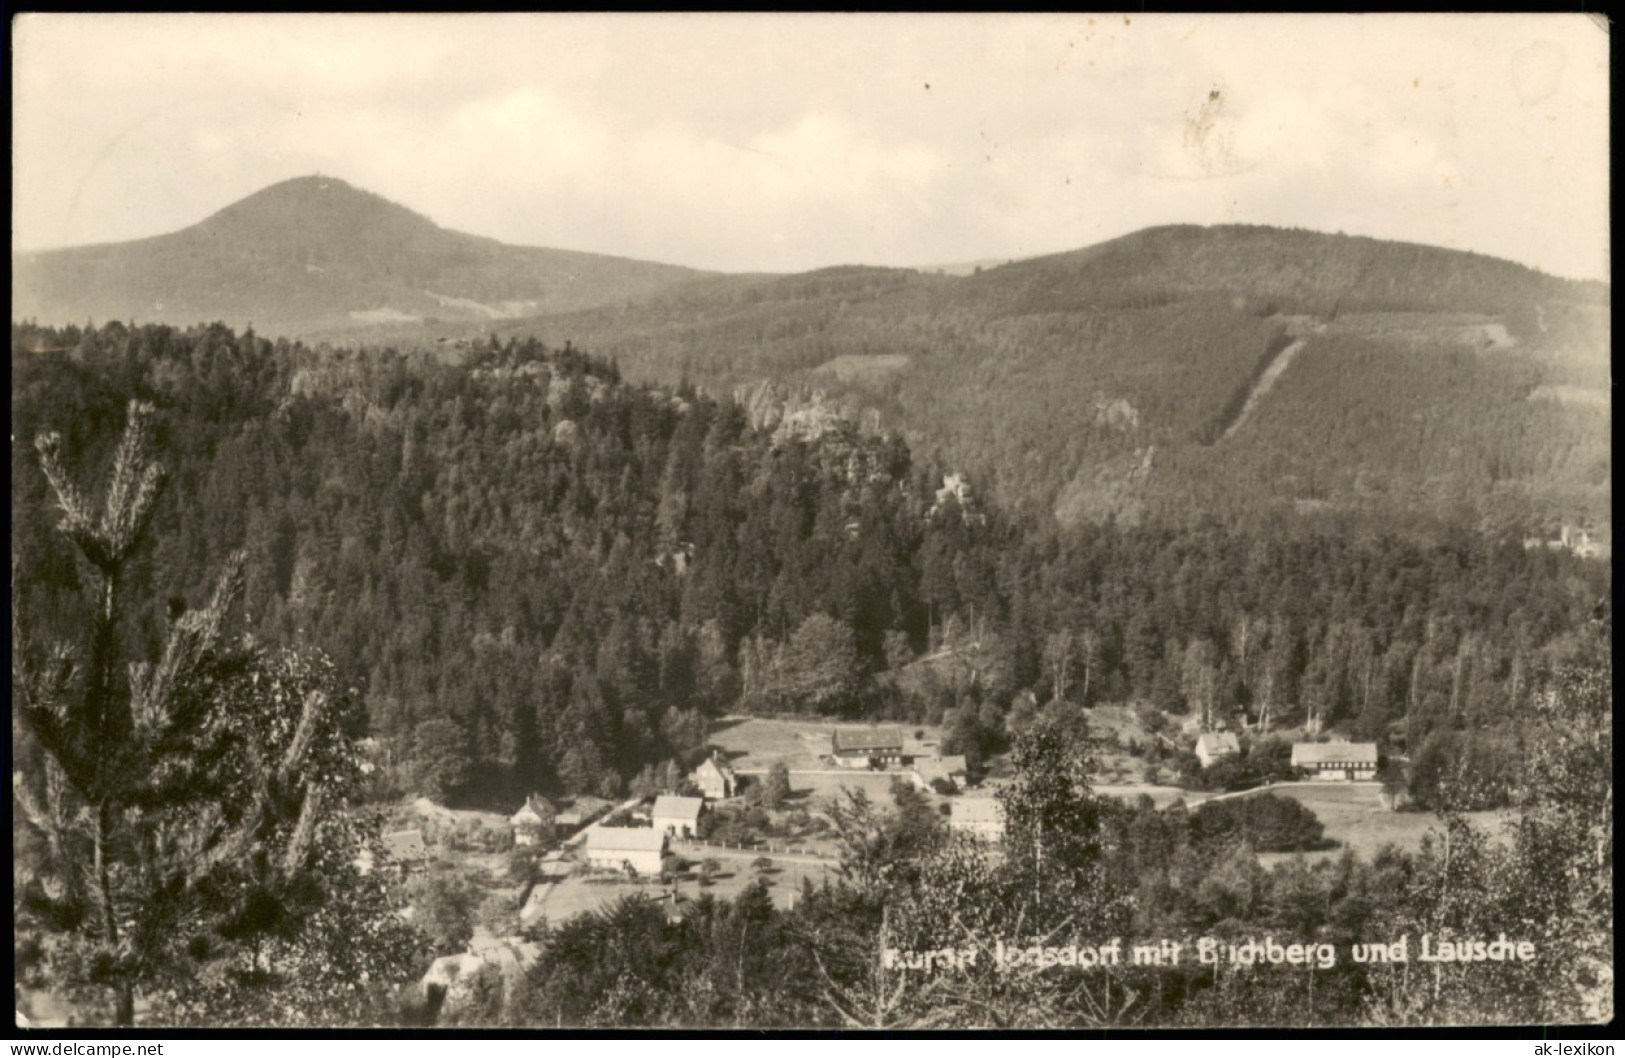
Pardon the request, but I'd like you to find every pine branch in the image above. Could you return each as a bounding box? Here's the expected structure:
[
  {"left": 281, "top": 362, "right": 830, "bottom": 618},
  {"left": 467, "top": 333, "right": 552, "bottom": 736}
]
[
  {"left": 131, "top": 553, "right": 245, "bottom": 742},
  {"left": 34, "top": 432, "right": 100, "bottom": 559},
  {"left": 280, "top": 690, "right": 327, "bottom": 779},
  {"left": 99, "top": 402, "right": 167, "bottom": 559},
  {"left": 281, "top": 784, "right": 325, "bottom": 874}
]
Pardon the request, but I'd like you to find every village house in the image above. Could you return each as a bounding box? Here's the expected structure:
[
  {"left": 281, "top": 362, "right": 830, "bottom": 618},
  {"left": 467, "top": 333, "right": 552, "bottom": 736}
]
[
  {"left": 509, "top": 795, "right": 556, "bottom": 846},
  {"left": 1194, "top": 732, "right": 1241, "bottom": 769},
  {"left": 692, "top": 755, "right": 738, "bottom": 800},
  {"left": 831, "top": 726, "right": 905, "bottom": 769},
  {"left": 584, "top": 827, "right": 668, "bottom": 876},
  {"left": 949, "top": 797, "right": 1004, "bottom": 843},
  {"left": 909, "top": 754, "right": 969, "bottom": 792},
  {"left": 380, "top": 828, "right": 428, "bottom": 876},
  {"left": 1291, "top": 741, "right": 1379, "bottom": 781},
  {"left": 652, "top": 794, "right": 705, "bottom": 837}
]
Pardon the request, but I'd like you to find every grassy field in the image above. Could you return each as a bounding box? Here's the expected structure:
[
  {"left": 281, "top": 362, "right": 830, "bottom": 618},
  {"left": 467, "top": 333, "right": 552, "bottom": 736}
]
[
  {"left": 1253, "top": 782, "right": 1513, "bottom": 867},
  {"left": 524, "top": 854, "right": 839, "bottom": 923},
  {"left": 706, "top": 715, "right": 842, "bottom": 770},
  {"left": 784, "top": 770, "right": 919, "bottom": 805},
  {"left": 707, "top": 715, "right": 943, "bottom": 773},
  {"left": 1094, "top": 783, "right": 1200, "bottom": 809}
]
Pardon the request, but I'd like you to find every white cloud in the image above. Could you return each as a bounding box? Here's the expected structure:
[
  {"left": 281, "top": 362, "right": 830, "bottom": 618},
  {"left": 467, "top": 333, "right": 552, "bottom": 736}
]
[{"left": 11, "top": 13, "right": 1610, "bottom": 279}]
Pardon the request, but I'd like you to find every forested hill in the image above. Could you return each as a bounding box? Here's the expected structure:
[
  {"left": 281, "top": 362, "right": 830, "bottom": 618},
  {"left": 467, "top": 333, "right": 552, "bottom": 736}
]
[
  {"left": 11, "top": 321, "right": 1609, "bottom": 813},
  {"left": 11, "top": 176, "right": 707, "bottom": 338},
  {"left": 14, "top": 176, "right": 1608, "bottom": 538},
  {"left": 415, "top": 226, "right": 1608, "bottom": 538}
]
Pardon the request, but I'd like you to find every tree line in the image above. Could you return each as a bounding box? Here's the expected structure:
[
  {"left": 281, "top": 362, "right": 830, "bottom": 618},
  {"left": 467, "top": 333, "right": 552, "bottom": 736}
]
[
  {"left": 12, "top": 321, "right": 1607, "bottom": 812},
  {"left": 10, "top": 319, "right": 1609, "bottom": 1026}
]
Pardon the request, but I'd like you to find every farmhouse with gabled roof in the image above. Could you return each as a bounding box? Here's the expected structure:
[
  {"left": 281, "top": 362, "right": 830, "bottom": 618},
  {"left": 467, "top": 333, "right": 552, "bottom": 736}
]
[
  {"left": 585, "top": 827, "right": 667, "bottom": 876},
  {"left": 1194, "top": 732, "right": 1240, "bottom": 768},
  {"left": 832, "top": 726, "right": 905, "bottom": 769},
  {"left": 510, "top": 795, "right": 556, "bottom": 846},
  {"left": 692, "top": 755, "right": 737, "bottom": 800},
  {"left": 1291, "top": 741, "right": 1378, "bottom": 781},
  {"left": 652, "top": 794, "right": 705, "bottom": 837}
]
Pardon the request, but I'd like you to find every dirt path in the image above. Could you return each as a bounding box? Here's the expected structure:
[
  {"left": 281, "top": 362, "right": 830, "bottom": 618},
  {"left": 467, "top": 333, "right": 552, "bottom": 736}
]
[
  {"left": 673, "top": 840, "right": 836, "bottom": 864},
  {"left": 732, "top": 767, "right": 886, "bottom": 776},
  {"left": 1197, "top": 779, "right": 1380, "bottom": 804},
  {"left": 1219, "top": 338, "right": 1307, "bottom": 442}
]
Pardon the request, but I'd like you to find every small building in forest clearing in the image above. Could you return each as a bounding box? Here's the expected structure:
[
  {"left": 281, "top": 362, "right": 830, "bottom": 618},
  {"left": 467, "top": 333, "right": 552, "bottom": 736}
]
[
  {"left": 832, "top": 726, "right": 905, "bottom": 769},
  {"left": 692, "top": 756, "right": 738, "bottom": 800},
  {"left": 1291, "top": 741, "right": 1379, "bottom": 781},
  {"left": 1194, "top": 732, "right": 1241, "bottom": 768},
  {"left": 510, "top": 795, "right": 556, "bottom": 846}
]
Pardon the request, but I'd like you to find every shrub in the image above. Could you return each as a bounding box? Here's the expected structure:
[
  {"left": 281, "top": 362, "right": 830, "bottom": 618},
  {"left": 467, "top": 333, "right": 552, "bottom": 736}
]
[
  {"left": 476, "top": 891, "right": 520, "bottom": 939},
  {"left": 407, "top": 866, "right": 480, "bottom": 956},
  {"left": 1191, "top": 793, "right": 1331, "bottom": 853},
  {"left": 507, "top": 846, "right": 546, "bottom": 886}
]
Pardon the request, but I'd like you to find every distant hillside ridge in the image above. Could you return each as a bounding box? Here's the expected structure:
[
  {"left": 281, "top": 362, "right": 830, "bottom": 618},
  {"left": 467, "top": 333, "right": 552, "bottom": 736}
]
[
  {"left": 10, "top": 181, "right": 1608, "bottom": 538},
  {"left": 425, "top": 223, "right": 1606, "bottom": 538},
  {"left": 967, "top": 224, "right": 1608, "bottom": 325},
  {"left": 11, "top": 175, "right": 708, "bottom": 338}
]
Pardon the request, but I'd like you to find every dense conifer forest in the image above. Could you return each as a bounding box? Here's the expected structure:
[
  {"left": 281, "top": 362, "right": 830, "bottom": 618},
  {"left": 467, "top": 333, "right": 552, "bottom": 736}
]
[{"left": 12, "top": 322, "right": 1608, "bottom": 809}]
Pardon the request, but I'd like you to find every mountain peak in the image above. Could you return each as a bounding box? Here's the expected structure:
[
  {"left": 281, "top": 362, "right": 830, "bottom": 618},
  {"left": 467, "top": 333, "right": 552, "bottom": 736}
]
[
  {"left": 197, "top": 175, "right": 442, "bottom": 243},
  {"left": 12, "top": 174, "right": 706, "bottom": 337}
]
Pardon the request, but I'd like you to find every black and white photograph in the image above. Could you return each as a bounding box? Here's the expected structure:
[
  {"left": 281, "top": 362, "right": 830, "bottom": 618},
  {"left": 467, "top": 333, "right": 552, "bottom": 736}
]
[{"left": 10, "top": 13, "right": 1611, "bottom": 1032}]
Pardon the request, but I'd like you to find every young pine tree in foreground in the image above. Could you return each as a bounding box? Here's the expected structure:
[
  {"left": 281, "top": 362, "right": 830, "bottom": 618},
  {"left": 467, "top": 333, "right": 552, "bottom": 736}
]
[{"left": 13, "top": 401, "right": 426, "bottom": 1026}]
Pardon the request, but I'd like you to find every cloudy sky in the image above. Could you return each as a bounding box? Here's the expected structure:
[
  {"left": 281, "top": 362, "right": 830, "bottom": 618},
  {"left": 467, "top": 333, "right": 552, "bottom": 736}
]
[{"left": 12, "top": 13, "right": 1610, "bottom": 279}]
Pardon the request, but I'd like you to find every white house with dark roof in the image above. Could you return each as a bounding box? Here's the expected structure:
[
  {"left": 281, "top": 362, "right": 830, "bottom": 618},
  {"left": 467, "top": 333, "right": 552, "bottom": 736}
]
[
  {"left": 651, "top": 794, "right": 705, "bottom": 837},
  {"left": 1291, "top": 741, "right": 1379, "bottom": 781},
  {"left": 1194, "top": 732, "right": 1240, "bottom": 768},
  {"left": 510, "top": 795, "right": 556, "bottom": 846},
  {"left": 585, "top": 827, "right": 668, "bottom": 876},
  {"left": 692, "top": 756, "right": 737, "bottom": 800}
]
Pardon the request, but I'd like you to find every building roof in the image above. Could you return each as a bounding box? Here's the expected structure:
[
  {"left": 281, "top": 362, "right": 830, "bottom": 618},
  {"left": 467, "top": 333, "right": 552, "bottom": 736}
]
[
  {"left": 555, "top": 795, "right": 613, "bottom": 828},
  {"left": 833, "top": 726, "right": 905, "bottom": 753},
  {"left": 652, "top": 795, "right": 704, "bottom": 822},
  {"left": 382, "top": 829, "right": 427, "bottom": 860},
  {"left": 586, "top": 827, "right": 668, "bottom": 853},
  {"left": 1195, "top": 732, "right": 1240, "bottom": 757},
  {"left": 1291, "top": 742, "right": 1379, "bottom": 766},
  {"left": 950, "top": 798, "right": 1003, "bottom": 825},
  {"left": 695, "top": 756, "right": 736, "bottom": 778}
]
